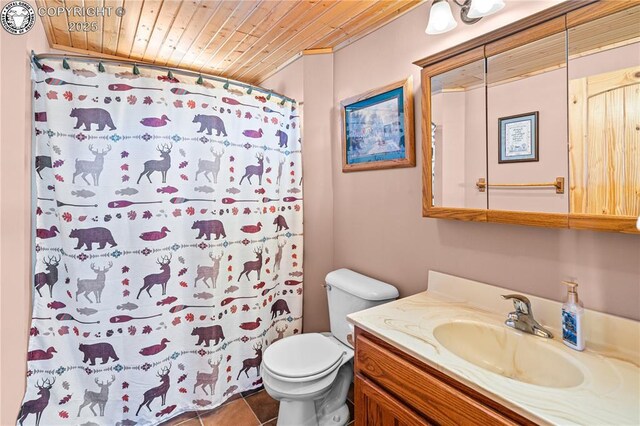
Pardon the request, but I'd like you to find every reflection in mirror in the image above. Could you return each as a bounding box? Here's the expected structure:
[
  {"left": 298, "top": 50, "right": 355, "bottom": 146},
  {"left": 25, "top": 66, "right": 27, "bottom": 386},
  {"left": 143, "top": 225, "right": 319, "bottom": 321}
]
[
  {"left": 568, "top": 6, "right": 640, "bottom": 217},
  {"left": 430, "top": 59, "right": 487, "bottom": 209},
  {"left": 486, "top": 31, "right": 568, "bottom": 214}
]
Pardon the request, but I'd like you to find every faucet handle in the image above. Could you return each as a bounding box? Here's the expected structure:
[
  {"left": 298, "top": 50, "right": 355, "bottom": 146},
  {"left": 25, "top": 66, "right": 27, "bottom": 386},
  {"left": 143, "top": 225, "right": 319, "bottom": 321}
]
[{"left": 502, "top": 294, "right": 532, "bottom": 315}]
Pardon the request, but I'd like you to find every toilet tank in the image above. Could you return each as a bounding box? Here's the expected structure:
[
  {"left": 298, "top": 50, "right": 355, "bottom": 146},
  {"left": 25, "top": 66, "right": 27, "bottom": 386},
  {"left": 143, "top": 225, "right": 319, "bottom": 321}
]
[{"left": 325, "top": 269, "right": 399, "bottom": 348}]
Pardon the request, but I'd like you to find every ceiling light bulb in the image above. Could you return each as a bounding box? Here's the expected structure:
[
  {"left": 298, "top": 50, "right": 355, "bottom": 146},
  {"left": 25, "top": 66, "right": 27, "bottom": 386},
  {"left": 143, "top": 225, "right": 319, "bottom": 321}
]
[
  {"left": 467, "top": 0, "right": 505, "bottom": 19},
  {"left": 426, "top": 0, "right": 458, "bottom": 35}
]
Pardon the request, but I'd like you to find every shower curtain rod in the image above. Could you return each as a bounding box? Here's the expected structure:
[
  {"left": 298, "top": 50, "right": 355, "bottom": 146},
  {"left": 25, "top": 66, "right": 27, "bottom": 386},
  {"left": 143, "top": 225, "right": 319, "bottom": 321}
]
[{"left": 31, "top": 51, "right": 296, "bottom": 104}]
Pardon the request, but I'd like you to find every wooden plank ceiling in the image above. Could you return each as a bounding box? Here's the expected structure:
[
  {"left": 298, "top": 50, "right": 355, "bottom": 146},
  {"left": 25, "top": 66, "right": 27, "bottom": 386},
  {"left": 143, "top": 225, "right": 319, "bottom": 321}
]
[{"left": 36, "top": 0, "right": 423, "bottom": 84}]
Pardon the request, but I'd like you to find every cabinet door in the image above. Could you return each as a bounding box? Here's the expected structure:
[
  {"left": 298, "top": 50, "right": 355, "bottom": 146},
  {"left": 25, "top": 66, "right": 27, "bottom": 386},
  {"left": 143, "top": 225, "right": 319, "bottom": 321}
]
[
  {"left": 567, "top": 4, "right": 640, "bottom": 233},
  {"left": 485, "top": 19, "right": 569, "bottom": 217},
  {"left": 422, "top": 47, "right": 488, "bottom": 222},
  {"left": 355, "top": 374, "right": 431, "bottom": 426}
]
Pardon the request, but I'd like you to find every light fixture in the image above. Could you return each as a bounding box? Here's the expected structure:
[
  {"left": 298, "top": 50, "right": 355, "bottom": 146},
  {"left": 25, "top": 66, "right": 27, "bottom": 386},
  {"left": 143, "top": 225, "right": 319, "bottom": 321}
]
[
  {"left": 426, "top": 0, "right": 505, "bottom": 35},
  {"left": 425, "top": 0, "right": 457, "bottom": 35},
  {"left": 467, "top": 0, "right": 505, "bottom": 19}
]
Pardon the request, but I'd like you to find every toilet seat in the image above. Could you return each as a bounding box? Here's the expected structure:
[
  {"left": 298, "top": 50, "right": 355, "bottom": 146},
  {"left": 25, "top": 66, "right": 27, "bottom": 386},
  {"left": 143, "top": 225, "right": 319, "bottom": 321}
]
[
  {"left": 262, "top": 361, "right": 344, "bottom": 399},
  {"left": 263, "top": 333, "right": 346, "bottom": 382},
  {"left": 262, "top": 355, "right": 344, "bottom": 384}
]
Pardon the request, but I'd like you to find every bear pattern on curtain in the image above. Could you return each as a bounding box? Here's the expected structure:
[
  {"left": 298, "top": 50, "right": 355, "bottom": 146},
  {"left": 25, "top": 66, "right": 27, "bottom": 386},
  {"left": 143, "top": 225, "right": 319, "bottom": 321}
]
[{"left": 20, "top": 57, "right": 302, "bottom": 426}]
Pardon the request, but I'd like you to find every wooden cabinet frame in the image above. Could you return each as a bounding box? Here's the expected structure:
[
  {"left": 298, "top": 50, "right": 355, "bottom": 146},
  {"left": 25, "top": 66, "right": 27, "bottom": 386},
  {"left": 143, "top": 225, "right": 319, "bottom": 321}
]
[
  {"left": 354, "top": 327, "right": 536, "bottom": 425},
  {"left": 417, "top": 0, "right": 640, "bottom": 234},
  {"left": 421, "top": 47, "right": 488, "bottom": 222}
]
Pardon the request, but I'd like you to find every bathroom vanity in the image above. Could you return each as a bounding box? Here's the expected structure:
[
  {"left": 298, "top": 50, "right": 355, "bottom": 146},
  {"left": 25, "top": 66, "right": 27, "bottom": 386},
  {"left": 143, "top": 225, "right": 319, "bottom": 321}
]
[
  {"left": 348, "top": 272, "right": 640, "bottom": 425},
  {"left": 353, "top": 329, "right": 531, "bottom": 425}
]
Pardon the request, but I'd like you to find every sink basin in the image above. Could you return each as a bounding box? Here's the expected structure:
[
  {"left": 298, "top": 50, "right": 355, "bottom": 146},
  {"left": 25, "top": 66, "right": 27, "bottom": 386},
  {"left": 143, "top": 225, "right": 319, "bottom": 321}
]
[{"left": 433, "top": 321, "right": 584, "bottom": 388}]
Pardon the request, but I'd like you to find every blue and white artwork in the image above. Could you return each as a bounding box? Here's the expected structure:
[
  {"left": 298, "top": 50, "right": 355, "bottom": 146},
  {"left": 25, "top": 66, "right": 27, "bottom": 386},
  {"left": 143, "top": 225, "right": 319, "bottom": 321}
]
[
  {"left": 499, "top": 111, "right": 538, "bottom": 163},
  {"left": 344, "top": 87, "right": 406, "bottom": 165}
]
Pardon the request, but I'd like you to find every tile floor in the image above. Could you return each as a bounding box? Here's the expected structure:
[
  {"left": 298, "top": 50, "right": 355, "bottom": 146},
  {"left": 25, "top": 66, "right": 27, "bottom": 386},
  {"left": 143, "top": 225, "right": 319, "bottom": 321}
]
[{"left": 160, "top": 384, "right": 355, "bottom": 426}]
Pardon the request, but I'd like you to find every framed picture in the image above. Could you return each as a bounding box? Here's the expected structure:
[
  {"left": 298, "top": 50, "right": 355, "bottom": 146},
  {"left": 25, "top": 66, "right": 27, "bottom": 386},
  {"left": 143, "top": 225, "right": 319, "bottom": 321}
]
[
  {"left": 341, "top": 77, "right": 415, "bottom": 172},
  {"left": 498, "top": 111, "right": 539, "bottom": 163}
]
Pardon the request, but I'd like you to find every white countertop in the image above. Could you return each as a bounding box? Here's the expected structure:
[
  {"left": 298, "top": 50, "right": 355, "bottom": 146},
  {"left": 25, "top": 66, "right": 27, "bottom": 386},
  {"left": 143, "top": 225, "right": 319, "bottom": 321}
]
[{"left": 347, "top": 272, "right": 640, "bottom": 426}]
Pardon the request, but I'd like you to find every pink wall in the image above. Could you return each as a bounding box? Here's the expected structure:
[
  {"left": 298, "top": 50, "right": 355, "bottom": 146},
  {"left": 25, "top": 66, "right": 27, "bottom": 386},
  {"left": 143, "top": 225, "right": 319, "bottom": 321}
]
[
  {"left": 487, "top": 68, "right": 568, "bottom": 213},
  {"left": 437, "top": 91, "right": 467, "bottom": 207},
  {"left": 300, "top": 54, "right": 335, "bottom": 333},
  {"left": 262, "top": 57, "right": 304, "bottom": 103},
  {"left": 464, "top": 87, "right": 487, "bottom": 208},
  {"left": 262, "top": 0, "right": 640, "bottom": 342},
  {"left": 431, "top": 86, "right": 487, "bottom": 209},
  {"left": 0, "top": 1, "right": 56, "bottom": 422},
  {"left": 331, "top": 2, "right": 638, "bottom": 320},
  {"left": 568, "top": 41, "right": 640, "bottom": 80},
  {"left": 264, "top": 53, "right": 335, "bottom": 333}
]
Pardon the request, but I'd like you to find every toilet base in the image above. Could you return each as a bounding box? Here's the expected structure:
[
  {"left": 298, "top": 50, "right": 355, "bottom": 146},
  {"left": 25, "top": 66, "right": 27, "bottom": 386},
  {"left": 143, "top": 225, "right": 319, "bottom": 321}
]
[
  {"left": 275, "top": 362, "right": 353, "bottom": 426},
  {"left": 316, "top": 361, "right": 353, "bottom": 426},
  {"left": 317, "top": 403, "right": 349, "bottom": 426},
  {"left": 276, "top": 402, "right": 350, "bottom": 426},
  {"left": 277, "top": 399, "right": 318, "bottom": 426}
]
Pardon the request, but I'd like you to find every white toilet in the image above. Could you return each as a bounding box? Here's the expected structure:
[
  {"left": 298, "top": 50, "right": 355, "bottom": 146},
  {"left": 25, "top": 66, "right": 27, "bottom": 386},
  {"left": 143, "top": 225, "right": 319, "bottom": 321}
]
[{"left": 261, "top": 269, "right": 399, "bottom": 426}]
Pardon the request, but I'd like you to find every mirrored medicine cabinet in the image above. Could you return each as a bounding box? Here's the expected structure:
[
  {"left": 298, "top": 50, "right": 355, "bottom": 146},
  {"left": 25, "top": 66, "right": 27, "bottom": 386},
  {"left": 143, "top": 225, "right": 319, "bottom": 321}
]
[{"left": 417, "top": 1, "right": 639, "bottom": 233}]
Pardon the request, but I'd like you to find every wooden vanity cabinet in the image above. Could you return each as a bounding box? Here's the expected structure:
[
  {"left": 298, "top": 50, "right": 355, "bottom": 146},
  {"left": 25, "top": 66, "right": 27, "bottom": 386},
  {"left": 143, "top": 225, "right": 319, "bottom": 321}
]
[
  {"left": 353, "top": 328, "right": 536, "bottom": 426},
  {"left": 355, "top": 376, "right": 431, "bottom": 426}
]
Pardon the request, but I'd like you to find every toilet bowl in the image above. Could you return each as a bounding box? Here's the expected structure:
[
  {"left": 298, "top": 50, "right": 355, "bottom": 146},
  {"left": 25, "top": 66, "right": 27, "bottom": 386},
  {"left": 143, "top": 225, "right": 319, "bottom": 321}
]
[
  {"left": 262, "top": 333, "right": 354, "bottom": 426},
  {"left": 261, "top": 269, "right": 399, "bottom": 426}
]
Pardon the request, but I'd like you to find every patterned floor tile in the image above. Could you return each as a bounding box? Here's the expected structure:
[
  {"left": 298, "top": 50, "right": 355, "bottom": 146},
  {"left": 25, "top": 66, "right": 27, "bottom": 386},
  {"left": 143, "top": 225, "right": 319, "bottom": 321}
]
[
  {"left": 159, "top": 410, "right": 200, "bottom": 426},
  {"left": 244, "top": 389, "right": 280, "bottom": 423},
  {"left": 176, "top": 417, "right": 203, "bottom": 426},
  {"left": 241, "top": 385, "right": 264, "bottom": 398},
  {"left": 195, "top": 392, "right": 242, "bottom": 418},
  {"left": 158, "top": 381, "right": 358, "bottom": 426},
  {"left": 198, "top": 399, "right": 260, "bottom": 426}
]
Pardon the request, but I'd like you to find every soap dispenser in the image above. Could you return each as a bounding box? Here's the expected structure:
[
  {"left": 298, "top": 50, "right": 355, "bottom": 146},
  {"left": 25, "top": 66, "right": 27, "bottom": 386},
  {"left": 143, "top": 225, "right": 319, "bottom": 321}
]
[{"left": 561, "top": 281, "right": 585, "bottom": 351}]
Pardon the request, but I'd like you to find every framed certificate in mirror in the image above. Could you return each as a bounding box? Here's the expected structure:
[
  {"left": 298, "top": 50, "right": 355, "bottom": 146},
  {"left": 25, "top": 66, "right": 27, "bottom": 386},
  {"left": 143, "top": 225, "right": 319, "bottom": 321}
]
[{"left": 498, "top": 111, "right": 539, "bottom": 164}]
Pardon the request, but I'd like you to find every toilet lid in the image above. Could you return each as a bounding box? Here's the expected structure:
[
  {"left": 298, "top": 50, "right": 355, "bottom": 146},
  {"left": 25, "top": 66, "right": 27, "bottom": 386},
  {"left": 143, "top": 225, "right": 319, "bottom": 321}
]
[{"left": 263, "top": 333, "right": 345, "bottom": 379}]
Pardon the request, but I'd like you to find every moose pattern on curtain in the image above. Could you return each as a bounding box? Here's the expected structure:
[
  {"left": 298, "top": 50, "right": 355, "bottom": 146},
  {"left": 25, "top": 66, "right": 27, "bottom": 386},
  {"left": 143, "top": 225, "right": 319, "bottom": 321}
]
[{"left": 21, "top": 58, "right": 302, "bottom": 426}]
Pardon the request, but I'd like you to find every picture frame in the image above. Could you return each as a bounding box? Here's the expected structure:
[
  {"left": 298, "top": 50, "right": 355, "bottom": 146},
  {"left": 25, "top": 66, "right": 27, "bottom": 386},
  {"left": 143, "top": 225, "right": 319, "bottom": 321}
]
[
  {"left": 498, "top": 111, "right": 539, "bottom": 163},
  {"left": 341, "top": 77, "right": 415, "bottom": 172}
]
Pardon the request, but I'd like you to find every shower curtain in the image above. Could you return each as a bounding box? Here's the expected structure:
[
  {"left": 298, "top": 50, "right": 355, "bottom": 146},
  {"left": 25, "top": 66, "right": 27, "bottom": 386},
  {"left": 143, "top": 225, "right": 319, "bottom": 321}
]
[{"left": 20, "top": 57, "right": 302, "bottom": 426}]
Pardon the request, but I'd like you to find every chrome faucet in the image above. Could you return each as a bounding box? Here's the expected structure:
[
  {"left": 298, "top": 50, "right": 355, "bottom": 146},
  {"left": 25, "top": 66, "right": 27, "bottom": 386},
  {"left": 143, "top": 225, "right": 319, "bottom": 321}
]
[{"left": 502, "top": 294, "right": 553, "bottom": 339}]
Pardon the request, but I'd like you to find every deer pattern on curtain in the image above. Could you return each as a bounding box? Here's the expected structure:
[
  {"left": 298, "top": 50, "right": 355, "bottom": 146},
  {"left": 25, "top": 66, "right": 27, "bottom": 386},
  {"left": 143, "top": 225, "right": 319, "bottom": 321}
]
[{"left": 20, "top": 58, "right": 302, "bottom": 426}]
